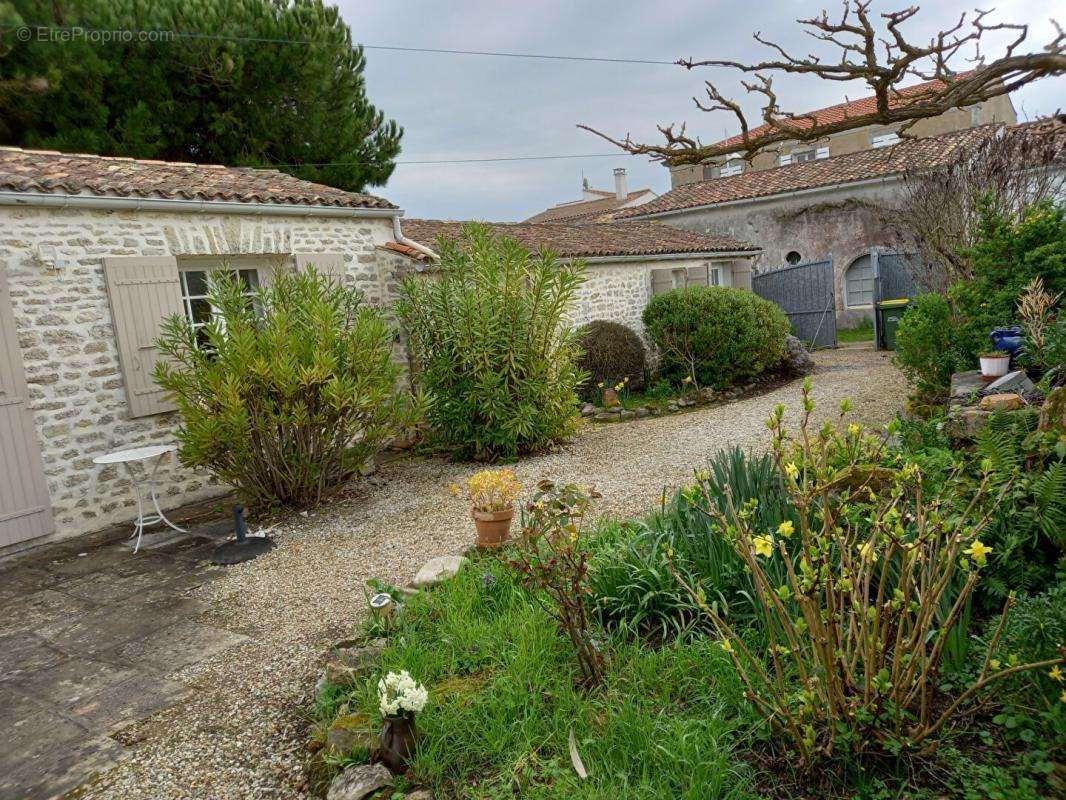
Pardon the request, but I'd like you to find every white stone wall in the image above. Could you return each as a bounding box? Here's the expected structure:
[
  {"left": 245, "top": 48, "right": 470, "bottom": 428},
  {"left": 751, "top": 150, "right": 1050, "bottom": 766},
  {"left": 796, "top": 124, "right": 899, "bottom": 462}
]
[
  {"left": 568, "top": 257, "right": 738, "bottom": 336},
  {"left": 0, "top": 204, "right": 398, "bottom": 544}
]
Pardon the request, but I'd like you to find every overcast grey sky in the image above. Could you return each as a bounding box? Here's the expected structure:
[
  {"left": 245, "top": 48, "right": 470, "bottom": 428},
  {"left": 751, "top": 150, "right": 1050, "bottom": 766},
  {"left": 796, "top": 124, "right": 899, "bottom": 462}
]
[{"left": 339, "top": 0, "right": 1064, "bottom": 221}]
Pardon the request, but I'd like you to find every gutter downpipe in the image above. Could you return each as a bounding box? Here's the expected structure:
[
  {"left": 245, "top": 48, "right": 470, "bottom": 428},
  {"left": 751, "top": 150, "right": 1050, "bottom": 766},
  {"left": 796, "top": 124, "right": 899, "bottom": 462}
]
[{"left": 392, "top": 215, "right": 438, "bottom": 261}]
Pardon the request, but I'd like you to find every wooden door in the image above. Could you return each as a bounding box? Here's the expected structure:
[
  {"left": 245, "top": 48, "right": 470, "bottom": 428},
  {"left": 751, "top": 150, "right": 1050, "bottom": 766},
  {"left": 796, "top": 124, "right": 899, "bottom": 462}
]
[{"left": 0, "top": 270, "right": 54, "bottom": 546}]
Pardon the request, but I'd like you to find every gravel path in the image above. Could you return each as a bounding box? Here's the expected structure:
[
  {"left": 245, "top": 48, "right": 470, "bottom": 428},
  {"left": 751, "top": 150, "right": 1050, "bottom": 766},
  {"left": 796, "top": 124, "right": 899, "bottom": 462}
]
[{"left": 80, "top": 347, "right": 905, "bottom": 799}]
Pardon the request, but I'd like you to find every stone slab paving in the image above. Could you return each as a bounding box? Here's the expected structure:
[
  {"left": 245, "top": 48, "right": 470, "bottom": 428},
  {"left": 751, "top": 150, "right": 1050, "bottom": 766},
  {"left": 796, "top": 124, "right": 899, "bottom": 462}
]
[{"left": 0, "top": 519, "right": 250, "bottom": 800}]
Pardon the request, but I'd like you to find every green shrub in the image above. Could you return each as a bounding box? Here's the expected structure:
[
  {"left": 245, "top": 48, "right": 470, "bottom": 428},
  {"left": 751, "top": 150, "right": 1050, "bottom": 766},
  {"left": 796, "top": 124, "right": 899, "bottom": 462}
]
[
  {"left": 894, "top": 292, "right": 966, "bottom": 398},
  {"left": 575, "top": 320, "right": 646, "bottom": 401},
  {"left": 592, "top": 447, "right": 799, "bottom": 641},
  {"left": 642, "top": 286, "right": 789, "bottom": 389},
  {"left": 396, "top": 223, "right": 585, "bottom": 460},
  {"left": 154, "top": 269, "right": 417, "bottom": 509}
]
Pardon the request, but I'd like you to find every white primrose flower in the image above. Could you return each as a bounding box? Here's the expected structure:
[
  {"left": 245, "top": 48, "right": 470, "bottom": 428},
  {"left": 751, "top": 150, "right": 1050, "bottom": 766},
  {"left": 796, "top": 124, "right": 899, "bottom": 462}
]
[{"left": 378, "top": 670, "right": 428, "bottom": 717}]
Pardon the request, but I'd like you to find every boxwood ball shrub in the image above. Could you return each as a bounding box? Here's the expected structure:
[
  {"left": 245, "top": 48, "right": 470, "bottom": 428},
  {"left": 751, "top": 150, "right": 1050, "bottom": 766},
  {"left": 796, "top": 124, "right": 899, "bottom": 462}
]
[
  {"left": 642, "top": 285, "right": 789, "bottom": 388},
  {"left": 575, "top": 319, "right": 647, "bottom": 401},
  {"left": 397, "top": 223, "right": 586, "bottom": 461},
  {"left": 154, "top": 269, "right": 418, "bottom": 510}
]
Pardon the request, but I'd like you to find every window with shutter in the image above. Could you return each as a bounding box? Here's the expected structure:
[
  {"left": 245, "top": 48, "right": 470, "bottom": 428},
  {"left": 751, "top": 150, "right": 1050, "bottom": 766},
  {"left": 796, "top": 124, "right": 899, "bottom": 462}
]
[
  {"left": 102, "top": 256, "right": 183, "bottom": 418},
  {"left": 686, "top": 265, "right": 709, "bottom": 287},
  {"left": 815, "top": 146, "right": 830, "bottom": 159}
]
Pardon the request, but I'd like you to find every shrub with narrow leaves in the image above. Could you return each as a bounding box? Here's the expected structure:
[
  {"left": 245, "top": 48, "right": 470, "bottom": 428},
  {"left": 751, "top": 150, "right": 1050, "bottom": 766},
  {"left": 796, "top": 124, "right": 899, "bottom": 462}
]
[
  {"left": 397, "top": 224, "right": 585, "bottom": 460},
  {"left": 154, "top": 269, "right": 418, "bottom": 510}
]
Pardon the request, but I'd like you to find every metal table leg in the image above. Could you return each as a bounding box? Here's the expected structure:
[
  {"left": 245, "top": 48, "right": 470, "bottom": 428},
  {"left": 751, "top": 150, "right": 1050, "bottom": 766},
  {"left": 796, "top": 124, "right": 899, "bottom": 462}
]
[{"left": 123, "top": 452, "right": 187, "bottom": 553}]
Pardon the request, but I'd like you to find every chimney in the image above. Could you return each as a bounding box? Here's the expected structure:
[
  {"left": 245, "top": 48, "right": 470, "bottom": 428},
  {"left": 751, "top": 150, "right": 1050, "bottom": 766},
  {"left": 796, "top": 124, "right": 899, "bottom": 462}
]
[{"left": 613, "top": 167, "right": 628, "bottom": 201}]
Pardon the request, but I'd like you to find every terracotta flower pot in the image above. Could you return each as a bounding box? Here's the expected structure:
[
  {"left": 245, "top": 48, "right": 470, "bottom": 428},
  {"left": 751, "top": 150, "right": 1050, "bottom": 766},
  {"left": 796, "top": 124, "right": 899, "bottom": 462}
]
[
  {"left": 472, "top": 506, "right": 514, "bottom": 549},
  {"left": 379, "top": 713, "right": 417, "bottom": 773}
]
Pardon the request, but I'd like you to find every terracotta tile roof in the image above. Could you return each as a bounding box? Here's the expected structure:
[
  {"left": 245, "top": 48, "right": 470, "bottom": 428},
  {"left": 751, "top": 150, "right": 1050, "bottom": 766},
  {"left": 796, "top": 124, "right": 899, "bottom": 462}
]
[
  {"left": 379, "top": 241, "right": 432, "bottom": 261},
  {"left": 400, "top": 219, "right": 758, "bottom": 259},
  {"left": 0, "top": 147, "right": 396, "bottom": 210},
  {"left": 523, "top": 188, "right": 654, "bottom": 223},
  {"left": 618, "top": 125, "right": 997, "bottom": 218},
  {"left": 710, "top": 74, "right": 973, "bottom": 149}
]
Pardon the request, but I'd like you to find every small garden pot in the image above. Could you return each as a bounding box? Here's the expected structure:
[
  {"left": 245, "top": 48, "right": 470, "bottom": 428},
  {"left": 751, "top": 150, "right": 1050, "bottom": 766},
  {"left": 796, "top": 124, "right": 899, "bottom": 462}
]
[
  {"left": 979, "top": 353, "right": 1010, "bottom": 380},
  {"left": 472, "top": 507, "right": 514, "bottom": 548},
  {"left": 379, "top": 713, "right": 417, "bottom": 773}
]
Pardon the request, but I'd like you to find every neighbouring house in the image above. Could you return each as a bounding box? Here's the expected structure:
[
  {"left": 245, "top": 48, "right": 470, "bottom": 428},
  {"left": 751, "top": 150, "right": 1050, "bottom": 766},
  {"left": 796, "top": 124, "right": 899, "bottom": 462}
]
[
  {"left": 615, "top": 125, "right": 1004, "bottom": 326},
  {"left": 668, "top": 75, "right": 1017, "bottom": 188},
  {"left": 0, "top": 147, "right": 440, "bottom": 552},
  {"left": 395, "top": 219, "right": 760, "bottom": 336},
  {"left": 523, "top": 168, "right": 656, "bottom": 223}
]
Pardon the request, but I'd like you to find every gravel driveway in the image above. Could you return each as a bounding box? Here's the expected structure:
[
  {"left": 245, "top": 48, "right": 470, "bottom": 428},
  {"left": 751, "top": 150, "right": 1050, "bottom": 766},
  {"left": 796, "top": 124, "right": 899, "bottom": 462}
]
[{"left": 79, "top": 347, "right": 905, "bottom": 799}]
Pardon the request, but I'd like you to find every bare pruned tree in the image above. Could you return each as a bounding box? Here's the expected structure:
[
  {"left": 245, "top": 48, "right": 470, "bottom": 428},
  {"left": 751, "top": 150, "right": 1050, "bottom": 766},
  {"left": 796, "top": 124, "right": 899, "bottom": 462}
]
[
  {"left": 579, "top": 2, "right": 1065, "bottom": 165},
  {"left": 885, "top": 116, "right": 1066, "bottom": 293}
]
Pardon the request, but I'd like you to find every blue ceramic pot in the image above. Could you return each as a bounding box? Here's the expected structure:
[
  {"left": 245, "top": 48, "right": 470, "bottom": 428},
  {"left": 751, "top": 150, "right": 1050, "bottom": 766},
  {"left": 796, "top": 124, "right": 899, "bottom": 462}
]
[{"left": 989, "top": 326, "right": 1024, "bottom": 359}]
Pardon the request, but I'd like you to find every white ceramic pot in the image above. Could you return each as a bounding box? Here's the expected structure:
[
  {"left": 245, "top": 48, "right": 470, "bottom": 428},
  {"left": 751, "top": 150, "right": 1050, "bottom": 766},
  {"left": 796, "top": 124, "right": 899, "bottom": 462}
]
[{"left": 979, "top": 354, "right": 1010, "bottom": 378}]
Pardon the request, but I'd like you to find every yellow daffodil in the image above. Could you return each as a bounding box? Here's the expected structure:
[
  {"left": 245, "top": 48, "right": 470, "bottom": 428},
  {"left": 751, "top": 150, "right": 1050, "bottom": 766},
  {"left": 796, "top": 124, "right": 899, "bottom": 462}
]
[
  {"left": 847, "top": 423, "right": 861, "bottom": 436},
  {"left": 720, "top": 639, "right": 733, "bottom": 653},
  {"left": 753, "top": 535, "right": 775, "bottom": 558},
  {"left": 1050, "top": 665, "right": 1064, "bottom": 683},
  {"left": 777, "top": 520, "right": 794, "bottom": 538},
  {"left": 964, "top": 540, "right": 993, "bottom": 567},
  {"left": 784, "top": 462, "right": 799, "bottom": 479},
  {"left": 597, "top": 381, "right": 605, "bottom": 388},
  {"left": 989, "top": 659, "right": 1001, "bottom": 671},
  {"left": 682, "top": 375, "right": 693, "bottom": 384}
]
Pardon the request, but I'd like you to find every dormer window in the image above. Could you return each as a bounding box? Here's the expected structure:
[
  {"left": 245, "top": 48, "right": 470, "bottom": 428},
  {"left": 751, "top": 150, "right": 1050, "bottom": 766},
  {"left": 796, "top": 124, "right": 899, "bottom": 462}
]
[
  {"left": 719, "top": 159, "right": 745, "bottom": 177},
  {"left": 791, "top": 149, "right": 818, "bottom": 163}
]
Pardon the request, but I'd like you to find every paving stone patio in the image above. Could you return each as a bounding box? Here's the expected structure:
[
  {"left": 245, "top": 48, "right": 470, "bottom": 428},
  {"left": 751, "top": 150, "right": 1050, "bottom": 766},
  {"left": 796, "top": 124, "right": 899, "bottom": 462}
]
[{"left": 0, "top": 512, "right": 250, "bottom": 800}]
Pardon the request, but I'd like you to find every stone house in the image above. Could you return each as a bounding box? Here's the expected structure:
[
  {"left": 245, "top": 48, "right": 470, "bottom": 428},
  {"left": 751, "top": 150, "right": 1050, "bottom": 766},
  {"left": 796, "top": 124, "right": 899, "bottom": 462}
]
[
  {"left": 0, "top": 148, "right": 757, "bottom": 553},
  {"left": 668, "top": 75, "right": 1016, "bottom": 187},
  {"left": 397, "top": 219, "right": 760, "bottom": 337},
  {"left": 615, "top": 125, "right": 999, "bottom": 327}
]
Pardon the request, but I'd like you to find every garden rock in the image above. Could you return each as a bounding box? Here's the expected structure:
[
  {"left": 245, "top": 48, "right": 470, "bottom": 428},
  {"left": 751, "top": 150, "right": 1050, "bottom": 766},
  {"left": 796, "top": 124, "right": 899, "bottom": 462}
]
[
  {"left": 603, "top": 388, "right": 620, "bottom": 408},
  {"left": 949, "top": 370, "right": 986, "bottom": 405},
  {"left": 580, "top": 403, "right": 596, "bottom": 417},
  {"left": 1039, "top": 386, "right": 1066, "bottom": 430},
  {"left": 326, "top": 713, "right": 379, "bottom": 755},
  {"left": 984, "top": 370, "right": 1036, "bottom": 397},
  {"left": 977, "top": 393, "right": 1025, "bottom": 411},
  {"left": 783, "top": 335, "right": 815, "bottom": 376},
  {"left": 593, "top": 412, "right": 617, "bottom": 422},
  {"left": 326, "top": 763, "right": 393, "bottom": 800},
  {"left": 405, "top": 791, "right": 434, "bottom": 800},
  {"left": 634, "top": 407, "right": 650, "bottom": 418},
  {"left": 945, "top": 408, "right": 991, "bottom": 439},
  {"left": 411, "top": 555, "right": 468, "bottom": 589},
  {"left": 619, "top": 410, "right": 636, "bottom": 421}
]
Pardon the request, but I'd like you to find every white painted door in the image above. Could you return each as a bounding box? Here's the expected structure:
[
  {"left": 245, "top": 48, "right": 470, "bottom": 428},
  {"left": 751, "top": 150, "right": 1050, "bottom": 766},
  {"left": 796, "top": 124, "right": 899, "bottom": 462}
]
[{"left": 0, "top": 270, "right": 54, "bottom": 546}]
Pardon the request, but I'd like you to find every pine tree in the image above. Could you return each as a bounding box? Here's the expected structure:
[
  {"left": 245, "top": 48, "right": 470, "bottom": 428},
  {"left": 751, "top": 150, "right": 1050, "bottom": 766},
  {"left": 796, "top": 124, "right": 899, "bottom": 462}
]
[{"left": 0, "top": 0, "right": 402, "bottom": 192}]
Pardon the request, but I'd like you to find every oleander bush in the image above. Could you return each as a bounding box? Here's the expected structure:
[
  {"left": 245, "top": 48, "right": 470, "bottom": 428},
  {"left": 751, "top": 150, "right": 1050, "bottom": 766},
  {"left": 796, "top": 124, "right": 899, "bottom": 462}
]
[
  {"left": 154, "top": 268, "right": 418, "bottom": 509},
  {"left": 575, "top": 320, "right": 647, "bottom": 401},
  {"left": 642, "top": 285, "right": 789, "bottom": 389},
  {"left": 396, "top": 224, "right": 586, "bottom": 460}
]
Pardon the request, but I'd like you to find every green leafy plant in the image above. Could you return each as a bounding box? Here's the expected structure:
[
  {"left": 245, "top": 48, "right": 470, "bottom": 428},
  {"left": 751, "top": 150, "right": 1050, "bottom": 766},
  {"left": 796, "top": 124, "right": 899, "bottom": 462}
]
[
  {"left": 154, "top": 269, "right": 417, "bottom": 509},
  {"left": 642, "top": 285, "right": 789, "bottom": 390},
  {"left": 507, "top": 480, "right": 606, "bottom": 688},
  {"left": 593, "top": 447, "right": 799, "bottom": 641},
  {"left": 575, "top": 320, "right": 647, "bottom": 401},
  {"left": 894, "top": 292, "right": 964, "bottom": 399},
  {"left": 675, "top": 380, "right": 1064, "bottom": 766},
  {"left": 397, "top": 224, "right": 586, "bottom": 460}
]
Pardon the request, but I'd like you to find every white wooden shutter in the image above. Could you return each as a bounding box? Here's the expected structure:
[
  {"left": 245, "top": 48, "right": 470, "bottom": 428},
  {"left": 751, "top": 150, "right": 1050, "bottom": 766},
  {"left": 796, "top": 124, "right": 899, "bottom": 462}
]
[
  {"left": 816, "top": 146, "right": 830, "bottom": 159},
  {"left": 650, "top": 268, "right": 674, "bottom": 296},
  {"left": 103, "top": 256, "right": 182, "bottom": 418},
  {"left": 294, "top": 252, "right": 346, "bottom": 284},
  {"left": 778, "top": 154, "right": 792, "bottom": 166},
  {"left": 686, "top": 265, "right": 709, "bottom": 287}
]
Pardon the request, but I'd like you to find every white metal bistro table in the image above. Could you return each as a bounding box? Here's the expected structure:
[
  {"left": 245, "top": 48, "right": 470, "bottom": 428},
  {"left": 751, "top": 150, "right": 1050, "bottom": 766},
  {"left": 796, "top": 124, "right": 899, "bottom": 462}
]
[{"left": 93, "top": 444, "right": 186, "bottom": 553}]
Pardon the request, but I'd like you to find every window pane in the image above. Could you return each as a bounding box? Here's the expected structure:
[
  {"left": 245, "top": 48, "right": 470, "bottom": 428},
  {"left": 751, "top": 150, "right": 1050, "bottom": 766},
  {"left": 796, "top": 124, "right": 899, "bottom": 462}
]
[
  {"left": 238, "top": 269, "right": 260, "bottom": 292},
  {"left": 189, "top": 298, "right": 213, "bottom": 325},
  {"left": 183, "top": 270, "right": 209, "bottom": 297}
]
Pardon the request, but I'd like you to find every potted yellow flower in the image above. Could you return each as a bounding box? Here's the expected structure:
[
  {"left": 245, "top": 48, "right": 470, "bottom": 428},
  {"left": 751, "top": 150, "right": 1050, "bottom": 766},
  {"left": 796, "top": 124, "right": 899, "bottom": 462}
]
[{"left": 452, "top": 469, "right": 522, "bottom": 548}]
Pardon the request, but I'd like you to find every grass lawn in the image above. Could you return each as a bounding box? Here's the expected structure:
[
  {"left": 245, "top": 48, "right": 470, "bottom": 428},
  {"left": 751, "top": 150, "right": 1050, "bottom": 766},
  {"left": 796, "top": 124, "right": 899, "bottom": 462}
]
[{"left": 837, "top": 319, "right": 875, "bottom": 343}]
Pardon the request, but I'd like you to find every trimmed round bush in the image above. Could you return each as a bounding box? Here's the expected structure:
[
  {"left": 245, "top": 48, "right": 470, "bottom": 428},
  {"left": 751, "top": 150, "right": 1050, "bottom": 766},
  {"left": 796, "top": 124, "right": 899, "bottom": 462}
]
[
  {"left": 642, "top": 286, "right": 790, "bottom": 388},
  {"left": 576, "top": 320, "right": 647, "bottom": 400}
]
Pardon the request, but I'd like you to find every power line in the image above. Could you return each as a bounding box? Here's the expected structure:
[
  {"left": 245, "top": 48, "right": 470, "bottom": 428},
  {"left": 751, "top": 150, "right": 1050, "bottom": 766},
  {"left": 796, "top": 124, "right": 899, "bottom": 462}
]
[
  {"left": 273, "top": 153, "right": 642, "bottom": 168},
  {"left": 9, "top": 25, "right": 679, "bottom": 66}
]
